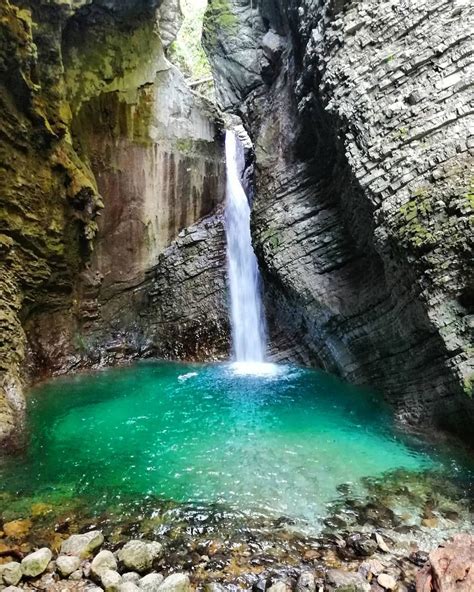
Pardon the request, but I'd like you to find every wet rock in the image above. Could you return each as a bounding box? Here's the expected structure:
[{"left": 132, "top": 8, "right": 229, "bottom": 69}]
[
  {"left": 346, "top": 533, "right": 378, "bottom": 557},
  {"left": 326, "top": 569, "right": 371, "bottom": 592},
  {"left": 117, "top": 540, "right": 162, "bottom": 573},
  {"left": 409, "top": 551, "right": 429, "bottom": 567},
  {"left": 296, "top": 571, "right": 316, "bottom": 592},
  {"left": 0, "top": 561, "right": 22, "bottom": 586},
  {"left": 56, "top": 554, "right": 82, "bottom": 577},
  {"left": 157, "top": 573, "right": 191, "bottom": 592},
  {"left": 374, "top": 534, "right": 390, "bottom": 554},
  {"left": 416, "top": 533, "right": 474, "bottom": 592},
  {"left": 139, "top": 572, "right": 165, "bottom": 591},
  {"left": 21, "top": 547, "right": 53, "bottom": 577},
  {"left": 377, "top": 574, "right": 397, "bottom": 590},
  {"left": 101, "top": 568, "right": 123, "bottom": 592},
  {"left": 91, "top": 549, "right": 118, "bottom": 579},
  {"left": 61, "top": 530, "right": 104, "bottom": 558}
]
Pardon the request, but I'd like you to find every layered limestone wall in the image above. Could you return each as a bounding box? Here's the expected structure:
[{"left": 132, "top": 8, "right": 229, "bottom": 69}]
[
  {"left": 0, "top": 0, "right": 228, "bottom": 447},
  {"left": 204, "top": 0, "right": 474, "bottom": 442}
]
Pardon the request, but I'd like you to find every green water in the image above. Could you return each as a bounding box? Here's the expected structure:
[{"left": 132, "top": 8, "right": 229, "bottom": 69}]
[{"left": 0, "top": 362, "right": 471, "bottom": 530}]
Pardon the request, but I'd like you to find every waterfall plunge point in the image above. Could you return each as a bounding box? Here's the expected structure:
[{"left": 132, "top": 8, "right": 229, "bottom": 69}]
[{"left": 225, "top": 130, "right": 270, "bottom": 373}]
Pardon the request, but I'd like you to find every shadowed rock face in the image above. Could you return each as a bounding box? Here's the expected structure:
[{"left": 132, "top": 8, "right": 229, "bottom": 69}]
[
  {"left": 0, "top": 0, "right": 228, "bottom": 447},
  {"left": 203, "top": 0, "right": 474, "bottom": 443}
]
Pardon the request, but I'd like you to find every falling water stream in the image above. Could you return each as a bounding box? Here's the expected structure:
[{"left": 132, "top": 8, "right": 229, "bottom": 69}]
[{"left": 225, "top": 130, "right": 266, "bottom": 363}]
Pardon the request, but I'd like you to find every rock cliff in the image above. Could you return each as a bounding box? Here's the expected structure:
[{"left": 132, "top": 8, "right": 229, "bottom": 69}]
[
  {"left": 203, "top": 0, "right": 474, "bottom": 443},
  {"left": 0, "top": 0, "right": 228, "bottom": 447}
]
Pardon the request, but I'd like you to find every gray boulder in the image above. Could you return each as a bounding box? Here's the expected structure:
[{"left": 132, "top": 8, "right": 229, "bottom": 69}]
[
  {"left": 139, "top": 572, "right": 165, "bottom": 591},
  {"left": 61, "top": 530, "right": 104, "bottom": 558},
  {"left": 91, "top": 549, "right": 118, "bottom": 579},
  {"left": 21, "top": 548, "right": 53, "bottom": 577},
  {"left": 157, "top": 573, "right": 191, "bottom": 592},
  {"left": 326, "top": 569, "right": 371, "bottom": 592},
  {"left": 117, "top": 540, "right": 162, "bottom": 573},
  {"left": 123, "top": 572, "right": 141, "bottom": 584},
  {"left": 119, "top": 583, "right": 141, "bottom": 592},
  {"left": 56, "top": 554, "right": 82, "bottom": 577},
  {"left": 101, "top": 568, "right": 123, "bottom": 592},
  {"left": 0, "top": 562, "right": 22, "bottom": 586}
]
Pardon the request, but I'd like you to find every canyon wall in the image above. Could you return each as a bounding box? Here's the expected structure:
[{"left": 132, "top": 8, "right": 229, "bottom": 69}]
[
  {"left": 204, "top": 0, "right": 474, "bottom": 443},
  {"left": 0, "top": 0, "right": 228, "bottom": 447}
]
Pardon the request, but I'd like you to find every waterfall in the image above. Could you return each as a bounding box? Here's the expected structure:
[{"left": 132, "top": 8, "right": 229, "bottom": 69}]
[{"left": 225, "top": 130, "right": 266, "bottom": 363}]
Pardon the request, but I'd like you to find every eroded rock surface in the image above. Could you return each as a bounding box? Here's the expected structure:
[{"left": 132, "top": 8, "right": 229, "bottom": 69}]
[
  {"left": 204, "top": 0, "right": 474, "bottom": 443},
  {"left": 1, "top": 0, "right": 228, "bottom": 446}
]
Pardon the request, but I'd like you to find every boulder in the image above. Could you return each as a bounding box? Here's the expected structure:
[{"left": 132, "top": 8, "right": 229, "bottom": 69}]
[
  {"left": 101, "top": 568, "right": 123, "bottom": 592},
  {"left": 60, "top": 530, "right": 104, "bottom": 558},
  {"left": 123, "top": 571, "right": 141, "bottom": 584},
  {"left": 416, "top": 533, "right": 474, "bottom": 592},
  {"left": 120, "top": 583, "right": 140, "bottom": 592},
  {"left": 117, "top": 540, "right": 162, "bottom": 573},
  {"left": 326, "top": 569, "right": 371, "bottom": 592},
  {"left": 21, "top": 547, "right": 53, "bottom": 577},
  {"left": 56, "top": 554, "right": 82, "bottom": 577},
  {"left": 91, "top": 549, "right": 118, "bottom": 578},
  {"left": 139, "top": 572, "right": 165, "bottom": 591},
  {"left": 3, "top": 587, "right": 23, "bottom": 592},
  {"left": 0, "top": 561, "right": 22, "bottom": 586},
  {"left": 157, "top": 573, "right": 192, "bottom": 592}
]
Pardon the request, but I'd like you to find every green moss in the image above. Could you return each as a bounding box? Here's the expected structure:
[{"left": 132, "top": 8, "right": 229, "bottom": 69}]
[
  {"left": 463, "top": 375, "right": 473, "bottom": 398},
  {"left": 203, "top": 0, "right": 237, "bottom": 48}
]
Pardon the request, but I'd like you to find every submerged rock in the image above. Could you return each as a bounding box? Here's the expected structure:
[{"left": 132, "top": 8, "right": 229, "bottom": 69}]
[
  {"left": 61, "top": 530, "right": 104, "bottom": 558},
  {"left": 21, "top": 547, "right": 53, "bottom": 577}
]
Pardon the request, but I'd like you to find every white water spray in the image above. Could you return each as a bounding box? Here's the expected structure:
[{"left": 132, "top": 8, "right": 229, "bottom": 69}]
[{"left": 225, "top": 130, "right": 267, "bottom": 363}]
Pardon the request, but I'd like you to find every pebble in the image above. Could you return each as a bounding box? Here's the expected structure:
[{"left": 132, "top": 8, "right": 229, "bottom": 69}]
[{"left": 123, "top": 571, "right": 141, "bottom": 584}]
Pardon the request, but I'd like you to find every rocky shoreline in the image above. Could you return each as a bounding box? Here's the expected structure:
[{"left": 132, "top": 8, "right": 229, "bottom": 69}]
[{"left": 0, "top": 526, "right": 472, "bottom": 592}]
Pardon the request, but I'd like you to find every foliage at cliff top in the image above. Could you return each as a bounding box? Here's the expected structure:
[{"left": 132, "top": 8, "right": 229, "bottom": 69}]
[{"left": 168, "top": 0, "right": 214, "bottom": 92}]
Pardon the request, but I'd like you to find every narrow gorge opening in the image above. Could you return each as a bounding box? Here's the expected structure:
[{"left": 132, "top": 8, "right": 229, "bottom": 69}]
[{"left": 0, "top": 0, "right": 473, "bottom": 590}]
